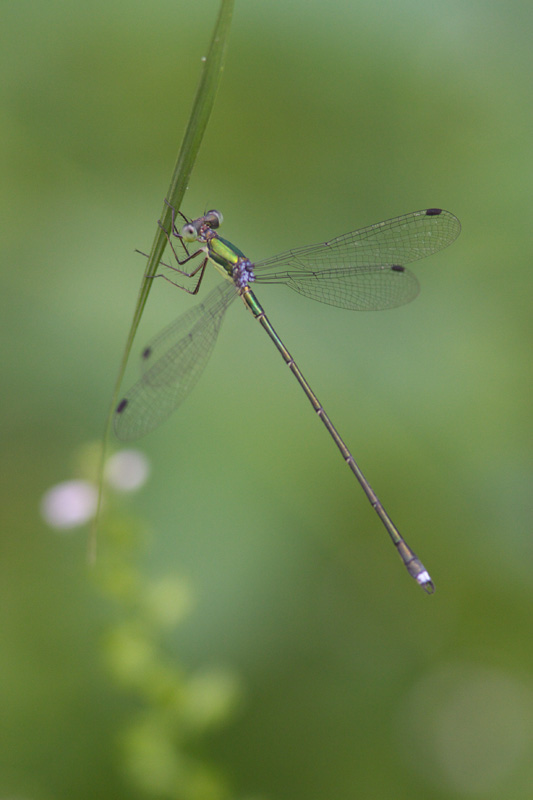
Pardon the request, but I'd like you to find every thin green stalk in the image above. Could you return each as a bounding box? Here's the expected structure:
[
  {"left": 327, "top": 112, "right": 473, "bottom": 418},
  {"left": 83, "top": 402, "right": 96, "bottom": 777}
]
[{"left": 91, "top": 0, "right": 235, "bottom": 559}]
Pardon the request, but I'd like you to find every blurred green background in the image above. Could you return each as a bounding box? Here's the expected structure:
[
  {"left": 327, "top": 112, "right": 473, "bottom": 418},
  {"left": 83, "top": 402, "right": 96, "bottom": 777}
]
[{"left": 1, "top": 0, "right": 532, "bottom": 798}]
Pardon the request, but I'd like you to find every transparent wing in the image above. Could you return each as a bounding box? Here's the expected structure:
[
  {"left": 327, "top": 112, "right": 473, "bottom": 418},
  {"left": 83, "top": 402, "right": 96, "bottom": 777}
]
[
  {"left": 258, "top": 265, "right": 420, "bottom": 310},
  {"left": 114, "top": 282, "right": 237, "bottom": 441},
  {"left": 253, "top": 208, "right": 460, "bottom": 311}
]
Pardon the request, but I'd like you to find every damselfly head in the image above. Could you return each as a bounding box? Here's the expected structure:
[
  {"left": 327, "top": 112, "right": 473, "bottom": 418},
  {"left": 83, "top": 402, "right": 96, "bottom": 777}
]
[{"left": 180, "top": 210, "right": 223, "bottom": 242}]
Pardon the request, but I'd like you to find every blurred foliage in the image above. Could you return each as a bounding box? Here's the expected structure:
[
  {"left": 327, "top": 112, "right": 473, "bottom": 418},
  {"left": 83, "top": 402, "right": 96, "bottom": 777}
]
[
  {"left": 1, "top": 1, "right": 532, "bottom": 799},
  {"left": 96, "top": 490, "right": 242, "bottom": 800}
]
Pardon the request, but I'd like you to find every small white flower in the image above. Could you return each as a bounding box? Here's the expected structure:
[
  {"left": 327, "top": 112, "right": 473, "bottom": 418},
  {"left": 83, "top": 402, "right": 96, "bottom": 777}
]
[
  {"left": 105, "top": 449, "right": 150, "bottom": 492},
  {"left": 40, "top": 480, "right": 97, "bottom": 530}
]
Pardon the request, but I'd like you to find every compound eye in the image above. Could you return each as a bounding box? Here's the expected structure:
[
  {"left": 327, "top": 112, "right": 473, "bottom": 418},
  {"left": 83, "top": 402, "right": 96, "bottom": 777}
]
[
  {"left": 181, "top": 223, "right": 197, "bottom": 242},
  {"left": 205, "top": 210, "right": 223, "bottom": 229}
]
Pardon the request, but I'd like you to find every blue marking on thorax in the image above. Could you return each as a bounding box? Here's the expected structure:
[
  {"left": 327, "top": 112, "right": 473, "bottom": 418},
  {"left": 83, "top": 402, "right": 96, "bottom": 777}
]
[{"left": 233, "top": 259, "right": 255, "bottom": 288}]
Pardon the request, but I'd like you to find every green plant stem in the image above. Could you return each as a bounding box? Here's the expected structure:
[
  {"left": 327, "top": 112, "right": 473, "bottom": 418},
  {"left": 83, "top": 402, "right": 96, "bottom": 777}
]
[{"left": 90, "top": 0, "right": 235, "bottom": 560}]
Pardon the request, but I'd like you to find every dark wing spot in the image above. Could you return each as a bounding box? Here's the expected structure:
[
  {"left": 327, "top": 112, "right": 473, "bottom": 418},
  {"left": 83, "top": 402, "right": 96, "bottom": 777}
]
[
  {"left": 391, "top": 264, "right": 405, "bottom": 272},
  {"left": 116, "top": 398, "right": 128, "bottom": 414},
  {"left": 142, "top": 347, "right": 152, "bottom": 359},
  {"left": 425, "top": 208, "right": 442, "bottom": 216}
]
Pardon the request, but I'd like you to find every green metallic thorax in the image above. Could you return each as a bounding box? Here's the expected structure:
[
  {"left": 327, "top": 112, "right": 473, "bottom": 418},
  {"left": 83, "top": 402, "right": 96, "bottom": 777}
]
[
  {"left": 204, "top": 231, "right": 265, "bottom": 320},
  {"left": 206, "top": 234, "right": 246, "bottom": 278}
]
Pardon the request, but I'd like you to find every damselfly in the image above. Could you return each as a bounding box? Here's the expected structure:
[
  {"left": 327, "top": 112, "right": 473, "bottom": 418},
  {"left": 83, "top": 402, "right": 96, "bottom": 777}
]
[{"left": 115, "top": 205, "right": 460, "bottom": 592}]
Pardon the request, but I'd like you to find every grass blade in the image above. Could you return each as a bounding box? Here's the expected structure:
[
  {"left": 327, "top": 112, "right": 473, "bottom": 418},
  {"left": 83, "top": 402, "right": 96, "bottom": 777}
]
[{"left": 91, "top": 0, "right": 235, "bottom": 558}]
